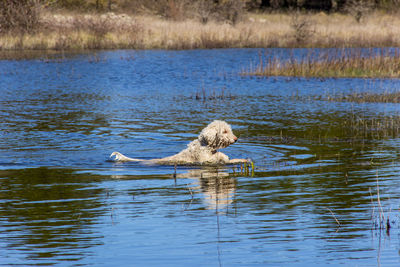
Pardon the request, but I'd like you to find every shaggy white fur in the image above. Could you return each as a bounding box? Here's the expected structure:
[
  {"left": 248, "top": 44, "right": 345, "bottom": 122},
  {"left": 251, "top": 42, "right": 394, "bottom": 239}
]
[{"left": 110, "top": 120, "right": 248, "bottom": 165}]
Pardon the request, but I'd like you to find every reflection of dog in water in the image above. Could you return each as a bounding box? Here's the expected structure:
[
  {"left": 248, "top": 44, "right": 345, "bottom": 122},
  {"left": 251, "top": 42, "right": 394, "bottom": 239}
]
[
  {"left": 110, "top": 120, "right": 248, "bottom": 165},
  {"left": 177, "top": 168, "right": 236, "bottom": 211}
]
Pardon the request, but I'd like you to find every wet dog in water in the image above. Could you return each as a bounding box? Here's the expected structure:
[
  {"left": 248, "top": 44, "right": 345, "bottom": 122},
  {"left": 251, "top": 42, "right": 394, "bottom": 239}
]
[{"left": 110, "top": 120, "right": 248, "bottom": 165}]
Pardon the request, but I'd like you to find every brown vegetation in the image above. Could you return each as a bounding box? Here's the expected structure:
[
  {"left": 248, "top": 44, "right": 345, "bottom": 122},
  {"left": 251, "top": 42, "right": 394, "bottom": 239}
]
[
  {"left": 245, "top": 48, "right": 400, "bottom": 78},
  {"left": 1, "top": 1, "right": 400, "bottom": 51},
  {"left": 0, "top": 0, "right": 41, "bottom": 33},
  {"left": 44, "top": 0, "right": 400, "bottom": 13}
]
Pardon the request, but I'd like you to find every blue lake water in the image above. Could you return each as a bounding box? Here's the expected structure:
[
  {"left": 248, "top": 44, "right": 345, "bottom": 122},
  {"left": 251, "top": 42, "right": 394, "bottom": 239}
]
[{"left": 1, "top": 48, "right": 400, "bottom": 266}]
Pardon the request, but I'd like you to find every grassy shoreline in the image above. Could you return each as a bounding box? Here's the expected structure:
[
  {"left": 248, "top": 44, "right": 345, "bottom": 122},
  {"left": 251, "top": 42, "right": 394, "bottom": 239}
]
[{"left": 2, "top": 11, "right": 400, "bottom": 52}]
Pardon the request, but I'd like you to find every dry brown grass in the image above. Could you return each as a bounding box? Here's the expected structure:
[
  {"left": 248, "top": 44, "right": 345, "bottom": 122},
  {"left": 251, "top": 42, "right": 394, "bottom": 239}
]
[
  {"left": 250, "top": 11, "right": 400, "bottom": 47},
  {"left": 1, "top": 10, "right": 400, "bottom": 50},
  {"left": 244, "top": 48, "right": 400, "bottom": 78}
]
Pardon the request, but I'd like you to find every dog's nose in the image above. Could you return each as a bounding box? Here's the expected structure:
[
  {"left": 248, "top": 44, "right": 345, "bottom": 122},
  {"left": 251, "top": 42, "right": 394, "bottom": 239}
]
[{"left": 233, "top": 135, "right": 238, "bottom": 142}]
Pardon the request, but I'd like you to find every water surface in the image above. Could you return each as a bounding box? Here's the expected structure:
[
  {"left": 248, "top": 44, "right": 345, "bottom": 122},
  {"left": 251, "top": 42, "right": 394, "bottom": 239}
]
[{"left": 1, "top": 49, "right": 400, "bottom": 266}]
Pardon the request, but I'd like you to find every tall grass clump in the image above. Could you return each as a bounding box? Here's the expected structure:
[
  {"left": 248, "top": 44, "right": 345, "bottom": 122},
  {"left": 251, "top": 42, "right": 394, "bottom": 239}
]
[{"left": 245, "top": 48, "right": 400, "bottom": 78}]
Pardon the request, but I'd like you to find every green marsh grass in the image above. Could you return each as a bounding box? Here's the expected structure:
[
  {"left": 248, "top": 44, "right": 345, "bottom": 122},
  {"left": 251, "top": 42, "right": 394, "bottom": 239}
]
[
  {"left": 331, "top": 91, "right": 400, "bottom": 103},
  {"left": 344, "top": 115, "right": 400, "bottom": 140},
  {"left": 322, "top": 89, "right": 400, "bottom": 139},
  {"left": 245, "top": 48, "right": 400, "bottom": 78},
  {"left": 286, "top": 89, "right": 400, "bottom": 141},
  {"left": 231, "top": 161, "right": 255, "bottom": 177}
]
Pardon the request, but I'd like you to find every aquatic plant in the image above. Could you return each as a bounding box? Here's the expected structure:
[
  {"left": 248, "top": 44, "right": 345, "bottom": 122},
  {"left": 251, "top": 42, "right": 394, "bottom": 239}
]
[
  {"left": 320, "top": 90, "right": 400, "bottom": 139},
  {"left": 232, "top": 161, "right": 255, "bottom": 177},
  {"left": 344, "top": 115, "right": 400, "bottom": 139},
  {"left": 370, "top": 172, "right": 394, "bottom": 234},
  {"left": 193, "top": 86, "right": 236, "bottom": 101},
  {"left": 245, "top": 48, "right": 400, "bottom": 78},
  {"left": 330, "top": 91, "right": 400, "bottom": 103}
]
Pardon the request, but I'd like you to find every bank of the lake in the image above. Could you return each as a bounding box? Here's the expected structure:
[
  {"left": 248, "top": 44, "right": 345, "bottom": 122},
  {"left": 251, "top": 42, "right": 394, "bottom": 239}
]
[{"left": 2, "top": 11, "right": 400, "bottom": 51}]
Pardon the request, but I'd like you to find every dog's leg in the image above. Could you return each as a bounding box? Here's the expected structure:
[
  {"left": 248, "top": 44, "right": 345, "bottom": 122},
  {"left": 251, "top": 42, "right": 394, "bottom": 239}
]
[
  {"left": 110, "top": 151, "right": 144, "bottom": 162},
  {"left": 228, "top": 158, "right": 249, "bottom": 164}
]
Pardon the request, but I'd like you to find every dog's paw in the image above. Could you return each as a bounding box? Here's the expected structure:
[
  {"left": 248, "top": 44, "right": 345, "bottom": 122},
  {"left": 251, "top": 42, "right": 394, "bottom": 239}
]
[{"left": 110, "top": 151, "right": 124, "bottom": 161}]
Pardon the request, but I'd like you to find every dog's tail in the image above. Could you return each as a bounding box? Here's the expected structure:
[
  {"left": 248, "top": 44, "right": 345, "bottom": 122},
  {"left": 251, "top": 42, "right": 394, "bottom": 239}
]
[{"left": 110, "top": 151, "right": 144, "bottom": 162}]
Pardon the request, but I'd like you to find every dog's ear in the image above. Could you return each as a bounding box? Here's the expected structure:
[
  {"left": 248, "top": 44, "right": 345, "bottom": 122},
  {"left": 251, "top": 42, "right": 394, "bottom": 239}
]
[{"left": 199, "top": 127, "right": 219, "bottom": 149}]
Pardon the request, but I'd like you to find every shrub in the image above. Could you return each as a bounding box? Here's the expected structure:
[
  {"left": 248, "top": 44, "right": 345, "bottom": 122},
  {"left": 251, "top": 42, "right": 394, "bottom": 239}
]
[
  {"left": 0, "top": 0, "right": 41, "bottom": 33},
  {"left": 193, "top": 0, "right": 213, "bottom": 24},
  {"left": 290, "top": 11, "right": 314, "bottom": 45},
  {"left": 344, "top": 0, "right": 374, "bottom": 23},
  {"left": 216, "top": 0, "right": 246, "bottom": 25},
  {"left": 118, "top": 0, "right": 246, "bottom": 24}
]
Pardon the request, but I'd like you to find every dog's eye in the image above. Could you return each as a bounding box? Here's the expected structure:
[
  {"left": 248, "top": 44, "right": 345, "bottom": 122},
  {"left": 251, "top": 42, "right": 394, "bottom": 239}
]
[{"left": 223, "top": 130, "right": 228, "bottom": 134}]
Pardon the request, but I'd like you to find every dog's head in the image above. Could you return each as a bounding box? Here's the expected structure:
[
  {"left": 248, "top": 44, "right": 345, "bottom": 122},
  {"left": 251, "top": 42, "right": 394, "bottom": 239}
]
[{"left": 198, "top": 120, "right": 238, "bottom": 150}]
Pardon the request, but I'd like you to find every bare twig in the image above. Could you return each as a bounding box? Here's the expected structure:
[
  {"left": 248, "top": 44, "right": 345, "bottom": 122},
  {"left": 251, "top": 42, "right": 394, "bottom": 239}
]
[
  {"left": 326, "top": 207, "right": 341, "bottom": 227},
  {"left": 376, "top": 171, "right": 385, "bottom": 226},
  {"left": 369, "top": 187, "right": 375, "bottom": 221},
  {"left": 186, "top": 183, "right": 194, "bottom": 199}
]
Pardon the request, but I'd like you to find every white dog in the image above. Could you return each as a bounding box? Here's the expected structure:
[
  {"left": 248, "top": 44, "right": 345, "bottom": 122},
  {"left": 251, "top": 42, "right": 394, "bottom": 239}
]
[{"left": 110, "top": 120, "right": 248, "bottom": 165}]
